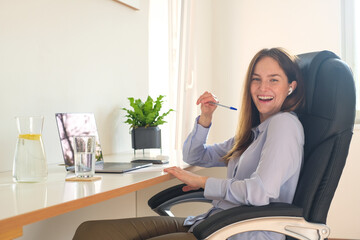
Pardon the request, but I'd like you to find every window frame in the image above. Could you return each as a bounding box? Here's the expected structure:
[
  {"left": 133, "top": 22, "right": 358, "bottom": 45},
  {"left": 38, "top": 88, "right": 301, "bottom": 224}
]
[{"left": 341, "top": 0, "right": 360, "bottom": 124}]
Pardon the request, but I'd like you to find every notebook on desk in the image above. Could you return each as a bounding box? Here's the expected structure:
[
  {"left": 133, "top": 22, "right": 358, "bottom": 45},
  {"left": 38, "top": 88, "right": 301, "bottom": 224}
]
[{"left": 55, "top": 113, "right": 152, "bottom": 173}]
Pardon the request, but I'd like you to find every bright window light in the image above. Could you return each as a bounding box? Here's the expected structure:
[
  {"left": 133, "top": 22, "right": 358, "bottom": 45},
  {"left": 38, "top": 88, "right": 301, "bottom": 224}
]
[{"left": 342, "top": 0, "right": 360, "bottom": 122}]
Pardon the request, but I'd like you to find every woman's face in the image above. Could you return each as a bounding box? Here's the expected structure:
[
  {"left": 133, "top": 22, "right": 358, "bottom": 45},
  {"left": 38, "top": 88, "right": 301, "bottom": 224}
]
[{"left": 250, "top": 56, "right": 297, "bottom": 122}]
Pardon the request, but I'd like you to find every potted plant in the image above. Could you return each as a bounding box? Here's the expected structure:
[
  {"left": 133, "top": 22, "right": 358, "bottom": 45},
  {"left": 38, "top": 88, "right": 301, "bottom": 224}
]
[{"left": 122, "top": 95, "right": 174, "bottom": 150}]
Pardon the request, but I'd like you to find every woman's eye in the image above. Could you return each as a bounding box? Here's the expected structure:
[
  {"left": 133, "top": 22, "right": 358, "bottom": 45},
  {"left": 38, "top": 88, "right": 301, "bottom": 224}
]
[
  {"left": 270, "top": 78, "right": 278, "bottom": 82},
  {"left": 251, "top": 78, "right": 260, "bottom": 81}
]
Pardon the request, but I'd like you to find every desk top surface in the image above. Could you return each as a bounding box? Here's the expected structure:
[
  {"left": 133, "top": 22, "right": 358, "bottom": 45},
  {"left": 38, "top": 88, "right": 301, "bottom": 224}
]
[{"left": 0, "top": 152, "right": 199, "bottom": 234}]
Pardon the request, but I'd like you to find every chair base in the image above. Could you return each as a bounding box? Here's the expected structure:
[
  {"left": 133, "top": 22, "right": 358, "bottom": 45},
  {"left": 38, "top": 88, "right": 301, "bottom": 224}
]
[{"left": 206, "top": 217, "right": 330, "bottom": 240}]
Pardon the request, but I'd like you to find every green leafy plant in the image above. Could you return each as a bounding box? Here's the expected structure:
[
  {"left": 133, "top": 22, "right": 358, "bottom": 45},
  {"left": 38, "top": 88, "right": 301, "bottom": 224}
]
[{"left": 122, "top": 95, "right": 174, "bottom": 129}]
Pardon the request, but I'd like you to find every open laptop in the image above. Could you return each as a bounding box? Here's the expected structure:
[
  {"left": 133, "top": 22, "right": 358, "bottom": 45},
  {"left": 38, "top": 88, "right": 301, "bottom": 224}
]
[{"left": 55, "top": 113, "right": 152, "bottom": 173}]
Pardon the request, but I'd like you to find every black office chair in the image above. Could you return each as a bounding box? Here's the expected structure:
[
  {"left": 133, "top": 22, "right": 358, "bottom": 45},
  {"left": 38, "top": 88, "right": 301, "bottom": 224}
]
[{"left": 148, "top": 51, "right": 356, "bottom": 240}]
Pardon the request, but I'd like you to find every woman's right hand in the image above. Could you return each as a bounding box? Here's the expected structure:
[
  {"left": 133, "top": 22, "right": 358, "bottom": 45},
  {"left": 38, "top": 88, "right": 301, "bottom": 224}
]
[{"left": 196, "top": 91, "right": 218, "bottom": 127}]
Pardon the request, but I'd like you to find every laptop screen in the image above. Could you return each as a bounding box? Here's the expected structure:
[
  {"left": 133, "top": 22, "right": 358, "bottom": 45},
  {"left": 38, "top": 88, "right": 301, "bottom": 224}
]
[{"left": 55, "top": 113, "right": 103, "bottom": 167}]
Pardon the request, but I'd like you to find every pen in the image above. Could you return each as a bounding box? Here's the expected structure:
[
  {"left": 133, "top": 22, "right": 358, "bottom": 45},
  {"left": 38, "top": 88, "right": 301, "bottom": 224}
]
[{"left": 210, "top": 102, "right": 238, "bottom": 111}]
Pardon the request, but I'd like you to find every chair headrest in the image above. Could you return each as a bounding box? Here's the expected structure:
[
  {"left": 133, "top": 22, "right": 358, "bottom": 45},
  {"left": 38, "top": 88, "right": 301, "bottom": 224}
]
[{"left": 296, "top": 51, "right": 355, "bottom": 157}]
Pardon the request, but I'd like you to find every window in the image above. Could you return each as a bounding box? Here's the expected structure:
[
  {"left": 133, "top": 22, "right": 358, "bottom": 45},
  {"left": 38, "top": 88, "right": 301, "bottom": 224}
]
[
  {"left": 342, "top": 0, "right": 360, "bottom": 123},
  {"left": 148, "top": 0, "right": 182, "bottom": 151}
]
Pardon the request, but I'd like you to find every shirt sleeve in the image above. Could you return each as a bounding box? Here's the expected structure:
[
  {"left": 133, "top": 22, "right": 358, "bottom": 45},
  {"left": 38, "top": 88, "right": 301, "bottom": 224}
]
[
  {"left": 204, "top": 113, "right": 304, "bottom": 206},
  {"left": 182, "top": 116, "right": 231, "bottom": 168}
]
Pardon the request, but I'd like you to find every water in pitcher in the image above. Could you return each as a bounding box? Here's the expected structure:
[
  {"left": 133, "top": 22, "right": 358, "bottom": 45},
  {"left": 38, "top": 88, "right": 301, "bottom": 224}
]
[{"left": 13, "top": 117, "right": 47, "bottom": 182}]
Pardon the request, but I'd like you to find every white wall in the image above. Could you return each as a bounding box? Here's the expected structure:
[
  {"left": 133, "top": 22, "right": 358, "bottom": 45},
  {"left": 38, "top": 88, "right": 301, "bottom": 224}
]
[{"left": 0, "top": 0, "right": 149, "bottom": 172}]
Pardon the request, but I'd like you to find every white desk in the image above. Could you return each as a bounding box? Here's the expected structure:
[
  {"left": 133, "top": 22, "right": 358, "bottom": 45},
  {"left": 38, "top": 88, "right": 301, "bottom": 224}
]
[{"left": 0, "top": 152, "right": 201, "bottom": 240}]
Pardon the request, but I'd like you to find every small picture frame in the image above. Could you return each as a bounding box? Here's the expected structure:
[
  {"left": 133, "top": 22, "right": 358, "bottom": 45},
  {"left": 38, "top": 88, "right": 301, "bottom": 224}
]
[{"left": 116, "top": 0, "right": 140, "bottom": 10}]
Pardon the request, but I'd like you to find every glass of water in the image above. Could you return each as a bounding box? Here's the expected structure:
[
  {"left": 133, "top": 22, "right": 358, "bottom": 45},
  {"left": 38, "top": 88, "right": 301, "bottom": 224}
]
[{"left": 73, "top": 136, "right": 96, "bottom": 178}]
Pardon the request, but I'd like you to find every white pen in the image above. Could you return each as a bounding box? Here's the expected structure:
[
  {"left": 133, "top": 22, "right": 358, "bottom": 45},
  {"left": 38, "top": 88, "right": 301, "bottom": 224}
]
[{"left": 210, "top": 102, "right": 238, "bottom": 111}]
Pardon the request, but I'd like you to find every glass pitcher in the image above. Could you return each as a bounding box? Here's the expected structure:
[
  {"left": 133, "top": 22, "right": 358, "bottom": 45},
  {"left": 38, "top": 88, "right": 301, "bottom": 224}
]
[{"left": 13, "top": 116, "right": 47, "bottom": 182}]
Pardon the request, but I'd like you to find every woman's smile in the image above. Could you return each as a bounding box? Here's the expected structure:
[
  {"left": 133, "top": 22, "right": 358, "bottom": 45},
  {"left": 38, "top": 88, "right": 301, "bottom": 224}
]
[{"left": 257, "top": 95, "right": 274, "bottom": 102}]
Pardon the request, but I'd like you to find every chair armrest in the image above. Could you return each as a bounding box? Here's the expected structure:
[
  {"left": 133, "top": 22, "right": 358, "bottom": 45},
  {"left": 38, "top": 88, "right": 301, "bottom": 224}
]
[
  {"left": 193, "top": 203, "right": 330, "bottom": 240},
  {"left": 148, "top": 184, "right": 211, "bottom": 216}
]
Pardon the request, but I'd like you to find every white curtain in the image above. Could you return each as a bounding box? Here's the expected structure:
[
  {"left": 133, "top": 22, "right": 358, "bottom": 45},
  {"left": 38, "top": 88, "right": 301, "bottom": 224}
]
[{"left": 168, "top": 0, "right": 199, "bottom": 151}]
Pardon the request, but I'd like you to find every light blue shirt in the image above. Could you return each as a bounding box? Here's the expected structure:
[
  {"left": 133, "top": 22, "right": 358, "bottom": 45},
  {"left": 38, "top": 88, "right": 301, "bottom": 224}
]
[{"left": 183, "top": 112, "right": 304, "bottom": 240}]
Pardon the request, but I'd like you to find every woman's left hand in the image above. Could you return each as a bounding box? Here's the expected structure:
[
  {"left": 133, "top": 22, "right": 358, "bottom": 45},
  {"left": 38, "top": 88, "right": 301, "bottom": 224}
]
[{"left": 164, "top": 167, "right": 208, "bottom": 192}]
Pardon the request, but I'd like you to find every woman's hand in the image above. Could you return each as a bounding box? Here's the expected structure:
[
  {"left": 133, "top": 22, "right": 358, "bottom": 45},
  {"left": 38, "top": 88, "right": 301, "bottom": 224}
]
[
  {"left": 164, "top": 167, "right": 208, "bottom": 192},
  {"left": 196, "top": 91, "right": 218, "bottom": 127}
]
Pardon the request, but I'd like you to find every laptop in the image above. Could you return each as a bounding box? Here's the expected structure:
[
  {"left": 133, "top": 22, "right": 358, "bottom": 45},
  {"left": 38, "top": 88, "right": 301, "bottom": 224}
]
[{"left": 55, "top": 113, "right": 152, "bottom": 173}]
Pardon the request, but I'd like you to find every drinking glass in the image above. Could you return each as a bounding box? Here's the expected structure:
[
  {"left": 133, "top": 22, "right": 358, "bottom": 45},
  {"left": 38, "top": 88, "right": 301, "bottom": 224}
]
[{"left": 73, "top": 136, "right": 96, "bottom": 178}]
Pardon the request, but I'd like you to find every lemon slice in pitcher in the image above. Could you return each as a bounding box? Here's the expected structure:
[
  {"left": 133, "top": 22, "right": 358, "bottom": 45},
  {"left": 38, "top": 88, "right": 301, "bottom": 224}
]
[{"left": 19, "top": 134, "right": 42, "bottom": 141}]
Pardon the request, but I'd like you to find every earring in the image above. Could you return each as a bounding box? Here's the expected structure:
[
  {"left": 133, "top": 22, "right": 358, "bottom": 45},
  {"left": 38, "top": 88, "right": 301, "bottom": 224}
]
[{"left": 288, "top": 87, "right": 293, "bottom": 96}]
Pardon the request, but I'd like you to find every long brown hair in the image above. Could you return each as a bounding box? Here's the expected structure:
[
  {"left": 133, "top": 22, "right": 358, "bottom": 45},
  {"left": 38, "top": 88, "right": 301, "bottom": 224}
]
[{"left": 222, "top": 48, "right": 305, "bottom": 164}]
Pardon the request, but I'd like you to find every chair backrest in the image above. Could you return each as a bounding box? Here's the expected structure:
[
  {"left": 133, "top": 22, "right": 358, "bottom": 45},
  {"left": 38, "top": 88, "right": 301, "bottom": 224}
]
[{"left": 293, "top": 51, "right": 356, "bottom": 224}]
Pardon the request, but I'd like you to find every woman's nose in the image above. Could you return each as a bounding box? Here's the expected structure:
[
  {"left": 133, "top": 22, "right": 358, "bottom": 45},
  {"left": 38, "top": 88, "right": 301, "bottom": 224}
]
[{"left": 259, "top": 81, "right": 269, "bottom": 91}]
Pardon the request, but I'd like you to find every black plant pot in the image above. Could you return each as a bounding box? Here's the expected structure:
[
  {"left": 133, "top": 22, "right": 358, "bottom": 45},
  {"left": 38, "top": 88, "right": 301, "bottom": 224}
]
[{"left": 131, "top": 126, "right": 161, "bottom": 150}]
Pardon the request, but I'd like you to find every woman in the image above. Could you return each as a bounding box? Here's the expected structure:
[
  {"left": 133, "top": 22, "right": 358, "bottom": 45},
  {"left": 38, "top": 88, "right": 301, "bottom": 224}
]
[{"left": 73, "top": 48, "right": 305, "bottom": 240}]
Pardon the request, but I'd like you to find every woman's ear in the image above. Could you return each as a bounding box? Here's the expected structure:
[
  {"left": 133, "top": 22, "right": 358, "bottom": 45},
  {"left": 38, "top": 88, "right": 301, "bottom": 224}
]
[
  {"left": 290, "top": 81, "right": 297, "bottom": 91},
  {"left": 288, "top": 81, "right": 297, "bottom": 96}
]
